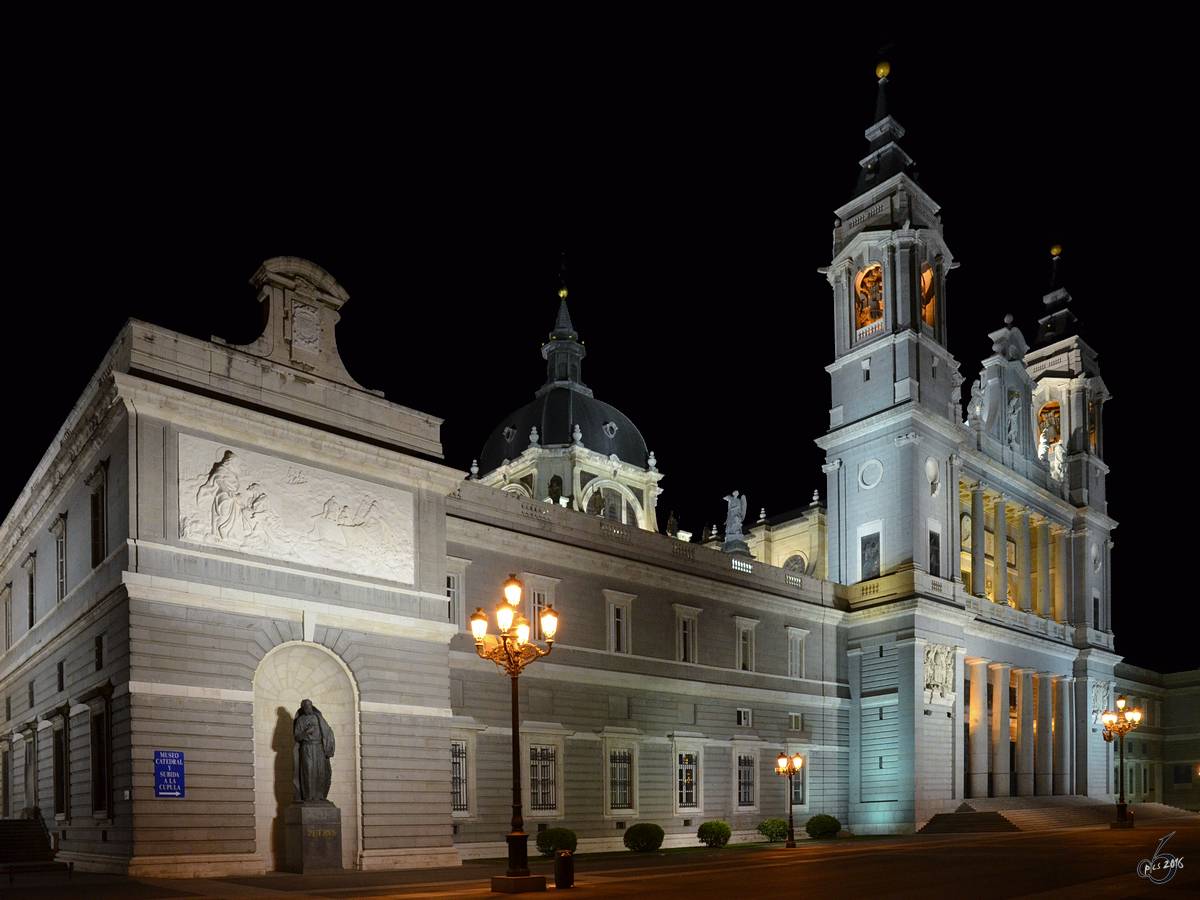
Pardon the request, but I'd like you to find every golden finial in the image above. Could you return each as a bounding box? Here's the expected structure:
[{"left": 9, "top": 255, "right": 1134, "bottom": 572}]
[
  {"left": 876, "top": 61, "right": 890, "bottom": 79},
  {"left": 558, "top": 286, "right": 568, "bottom": 299},
  {"left": 1050, "top": 244, "right": 1062, "bottom": 257}
]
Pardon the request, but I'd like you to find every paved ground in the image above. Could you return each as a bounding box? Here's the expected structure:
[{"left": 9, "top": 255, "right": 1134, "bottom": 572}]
[{"left": 4, "top": 817, "right": 1197, "bottom": 899}]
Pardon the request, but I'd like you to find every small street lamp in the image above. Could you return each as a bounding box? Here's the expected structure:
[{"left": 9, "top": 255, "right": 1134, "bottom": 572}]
[
  {"left": 470, "top": 575, "right": 559, "bottom": 892},
  {"left": 775, "top": 752, "right": 804, "bottom": 848},
  {"left": 1101, "top": 695, "right": 1142, "bottom": 829}
]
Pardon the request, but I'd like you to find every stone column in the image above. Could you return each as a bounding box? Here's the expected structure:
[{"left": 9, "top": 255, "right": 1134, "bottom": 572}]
[
  {"left": 967, "top": 657, "right": 990, "bottom": 798},
  {"left": 1035, "top": 673, "right": 1053, "bottom": 796},
  {"left": 1036, "top": 517, "right": 1051, "bottom": 618},
  {"left": 989, "top": 662, "right": 1011, "bottom": 797},
  {"left": 1051, "top": 524, "right": 1067, "bottom": 623},
  {"left": 1017, "top": 509, "right": 1032, "bottom": 612},
  {"left": 1015, "top": 669, "right": 1035, "bottom": 796},
  {"left": 993, "top": 495, "right": 1008, "bottom": 605},
  {"left": 1053, "top": 676, "right": 1073, "bottom": 795},
  {"left": 971, "top": 484, "right": 986, "bottom": 597}
]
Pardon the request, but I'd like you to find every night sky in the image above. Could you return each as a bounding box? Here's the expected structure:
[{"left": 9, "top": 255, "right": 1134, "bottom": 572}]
[{"left": 8, "top": 23, "right": 1191, "bottom": 673}]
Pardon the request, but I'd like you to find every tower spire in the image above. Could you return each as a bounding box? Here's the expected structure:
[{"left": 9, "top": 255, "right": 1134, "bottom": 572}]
[
  {"left": 1035, "top": 245, "right": 1079, "bottom": 345},
  {"left": 855, "top": 61, "right": 915, "bottom": 197},
  {"left": 537, "top": 256, "right": 590, "bottom": 397}
]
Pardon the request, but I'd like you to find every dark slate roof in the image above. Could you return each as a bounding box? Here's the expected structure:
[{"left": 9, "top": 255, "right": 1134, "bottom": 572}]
[{"left": 478, "top": 387, "right": 648, "bottom": 475}]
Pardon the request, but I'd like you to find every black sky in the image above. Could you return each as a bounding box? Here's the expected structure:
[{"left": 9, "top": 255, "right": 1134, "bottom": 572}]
[{"left": 8, "top": 21, "right": 1192, "bottom": 672}]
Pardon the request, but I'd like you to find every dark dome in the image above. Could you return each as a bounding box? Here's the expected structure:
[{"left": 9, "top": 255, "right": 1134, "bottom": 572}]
[{"left": 479, "top": 386, "right": 648, "bottom": 475}]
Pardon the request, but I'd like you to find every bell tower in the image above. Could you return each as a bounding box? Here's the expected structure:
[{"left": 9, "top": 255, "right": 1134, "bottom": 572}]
[
  {"left": 818, "top": 64, "right": 964, "bottom": 587},
  {"left": 824, "top": 62, "right": 960, "bottom": 432}
]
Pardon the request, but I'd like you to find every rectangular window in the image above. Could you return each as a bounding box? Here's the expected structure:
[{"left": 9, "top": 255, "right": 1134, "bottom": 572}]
[
  {"left": 51, "top": 513, "right": 67, "bottom": 602},
  {"left": 451, "top": 740, "right": 468, "bottom": 812},
  {"left": 530, "top": 745, "right": 557, "bottom": 812},
  {"left": 531, "top": 590, "right": 548, "bottom": 641},
  {"left": 2, "top": 583, "right": 10, "bottom": 651},
  {"left": 787, "top": 627, "right": 809, "bottom": 680},
  {"left": 87, "top": 461, "right": 108, "bottom": 569},
  {"left": 734, "top": 616, "right": 758, "bottom": 672},
  {"left": 929, "top": 530, "right": 941, "bottom": 578},
  {"left": 91, "top": 704, "right": 110, "bottom": 814},
  {"left": 610, "top": 749, "right": 632, "bottom": 810},
  {"left": 789, "top": 713, "right": 803, "bottom": 731},
  {"left": 53, "top": 726, "right": 67, "bottom": 815},
  {"left": 737, "top": 754, "right": 755, "bottom": 807},
  {"left": 27, "top": 561, "right": 35, "bottom": 629},
  {"left": 5, "top": 697, "right": 10, "bottom": 722},
  {"left": 861, "top": 531, "right": 881, "bottom": 580},
  {"left": 605, "top": 590, "right": 635, "bottom": 655},
  {"left": 736, "top": 708, "right": 752, "bottom": 727},
  {"left": 674, "top": 604, "right": 701, "bottom": 664},
  {"left": 28, "top": 681, "right": 34, "bottom": 710},
  {"left": 677, "top": 753, "right": 698, "bottom": 809},
  {"left": 791, "top": 764, "right": 806, "bottom": 806},
  {"left": 95, "top": 635, "right": 104, "bottom": 672},
  {"left": 57, "top": 660, "right": 65, "bottom": 693},
  {"left": 446, "top": 573, "right": 460, "bottom": 627}
]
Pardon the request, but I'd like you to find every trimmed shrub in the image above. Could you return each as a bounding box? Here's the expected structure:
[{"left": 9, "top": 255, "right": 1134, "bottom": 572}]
[
  {"left": 535, "top": 827, "right": 578, "bottom": 857},
  {"left": 697, "top": 820, "right": 732, "bottom": 847},
  {"left": 757, "top": 818, "right": 789, "bottom": 842},
  {"left": 623, "top": 823, "right": 665, "bottom": 852},
  {"left": 804, "top": 814, "right": 841, "bottom": 840}
]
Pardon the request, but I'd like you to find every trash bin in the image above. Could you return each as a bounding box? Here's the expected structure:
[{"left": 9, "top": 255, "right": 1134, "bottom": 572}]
[{"left": 555, "top": 849, "right": 574, "bottom": 888}]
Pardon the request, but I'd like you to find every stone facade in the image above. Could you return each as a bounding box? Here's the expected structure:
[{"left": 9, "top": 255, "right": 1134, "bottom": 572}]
[{"left": 1, "top": 80, "right": 1197, "bottom": 878}]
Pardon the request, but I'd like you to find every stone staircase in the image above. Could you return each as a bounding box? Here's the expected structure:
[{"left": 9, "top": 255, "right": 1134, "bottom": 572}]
[
  {"left": 918, "top": 797, "right": 1198, "bottom": 835},
  {"left": 0, "top": 817, "right": 71, "bottom": 881}
]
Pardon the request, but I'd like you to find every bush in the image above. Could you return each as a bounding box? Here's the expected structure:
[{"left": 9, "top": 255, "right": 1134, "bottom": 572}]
[
  {"left": 757, "top": 818, "right": 789, "bottom": 842},
  {"left": 696, "top": 820, "right": 732, "bottom": 847},
  {"left": 804, "top": 814, "right": 841, "bottom": 839},
  {"left": 534, "top": 827, "right": 577, "bottom": 857},
  {"left": 623, "top": 823, "right": 665, "bottom": 852}
]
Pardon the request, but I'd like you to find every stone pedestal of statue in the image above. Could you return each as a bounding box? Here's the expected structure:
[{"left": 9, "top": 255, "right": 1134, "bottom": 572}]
[{"left": 284, "top": 801, "right": 343, "bottom": 873}]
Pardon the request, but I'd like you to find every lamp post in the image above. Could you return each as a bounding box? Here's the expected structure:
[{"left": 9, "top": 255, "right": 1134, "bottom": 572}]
[
  {"left": 1101, "top": 695, "right": 1141, "bottom": 829},
  {"left": 470, "top": 575, "right": 558, "bottom": 892},
  {"left": 775, "top": 752, "right": 804, "bottom": 848}
]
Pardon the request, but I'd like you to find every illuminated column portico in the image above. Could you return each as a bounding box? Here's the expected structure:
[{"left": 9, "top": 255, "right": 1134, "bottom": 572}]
[
  {"left": 989, "top": 662, "right": 1011, "bottom": 796},
  {"left": 967, "top": 657, "right": 990, "bottom": 798},
  {"left": 1034, "top": 673, "right": 1053, "bottom": 796},
  {"left": 1015, "top": 668, "right": 1034, "bottom": 796}
]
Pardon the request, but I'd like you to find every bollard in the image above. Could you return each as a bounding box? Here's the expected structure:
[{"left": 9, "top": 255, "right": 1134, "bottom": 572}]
[{"left": 555, "top": 849, "right": 574, "bottom": 888}]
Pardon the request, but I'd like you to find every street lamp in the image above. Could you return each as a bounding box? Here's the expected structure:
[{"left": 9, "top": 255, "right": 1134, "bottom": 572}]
[
  {"left": 470, "top": 574, "right": 559, "bottom": 892},
  {"left": 1101, "top": 695, "right": 1141, "bottom": 829},
  {"left": 775, "top": 752, "right": 804, "bottom": 848}
]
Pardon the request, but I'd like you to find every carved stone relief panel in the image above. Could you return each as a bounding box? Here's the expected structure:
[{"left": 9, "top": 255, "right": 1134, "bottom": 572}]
[
  {"left": 178, "top": 434, "right": 415, "bottom": 584},
  {"left": 923, "top": 643, "right": 954, "bottom": 696}
]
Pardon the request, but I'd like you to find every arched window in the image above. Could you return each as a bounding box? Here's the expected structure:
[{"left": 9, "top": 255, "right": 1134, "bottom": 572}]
[
  {"left": 854, "top": 264, "right": 884, "bottom": 333},
  {"left": 920, "top": 262, "right": 936, "bottom": 328}
]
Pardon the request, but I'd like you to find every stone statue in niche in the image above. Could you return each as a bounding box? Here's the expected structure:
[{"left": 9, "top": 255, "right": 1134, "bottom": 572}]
[
  {"left": 293, "top": 699, "right": 335, "bottom": 803},
  {"left": 1007, "top": 392, "right": 1020, "bottom": 448},
  {"left": 179, "top": 434, "right": 415, "bottom": 583}
]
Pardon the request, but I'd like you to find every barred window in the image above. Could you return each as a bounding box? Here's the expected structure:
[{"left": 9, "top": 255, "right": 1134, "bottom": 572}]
[
  {"left": 531, "top": 590, "right": 549, "bottom": 641},
  {"left": 610, "top": 750, "right": 632, "bottom": 810},
  {"left": 530, "top": 745, "right": 557, "bottom": 812},
  {"left": 446, "top": 573, "right": 460, "bottom": 626},
  {"left": 451, "top": 741, "right": 468, "bottom": 812},
  {"left": 737, "top": 754, "right": 755, "bottom": 807},
  {"left": 677, "top": 753, "right": 698, "bottom": 808},
  {"left": 51, "top": 514, "right": 67, "bottom": 602},
  {"left": 791, "top": 765, "right": 805, "bottom": 805}
]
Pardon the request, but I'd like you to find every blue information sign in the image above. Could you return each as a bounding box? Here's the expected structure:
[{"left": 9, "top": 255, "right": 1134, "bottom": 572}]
[{"left": 154, "top": 750, "right": 185, "bottom": 798}]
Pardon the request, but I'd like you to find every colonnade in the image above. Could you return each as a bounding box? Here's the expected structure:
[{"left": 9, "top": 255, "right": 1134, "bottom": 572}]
[
  {"left": 965, "top": 482, "right": 1066, "bottom": 620},
  {"left": 966, "top": 658, "right": 1073, "bottom": 797}
]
